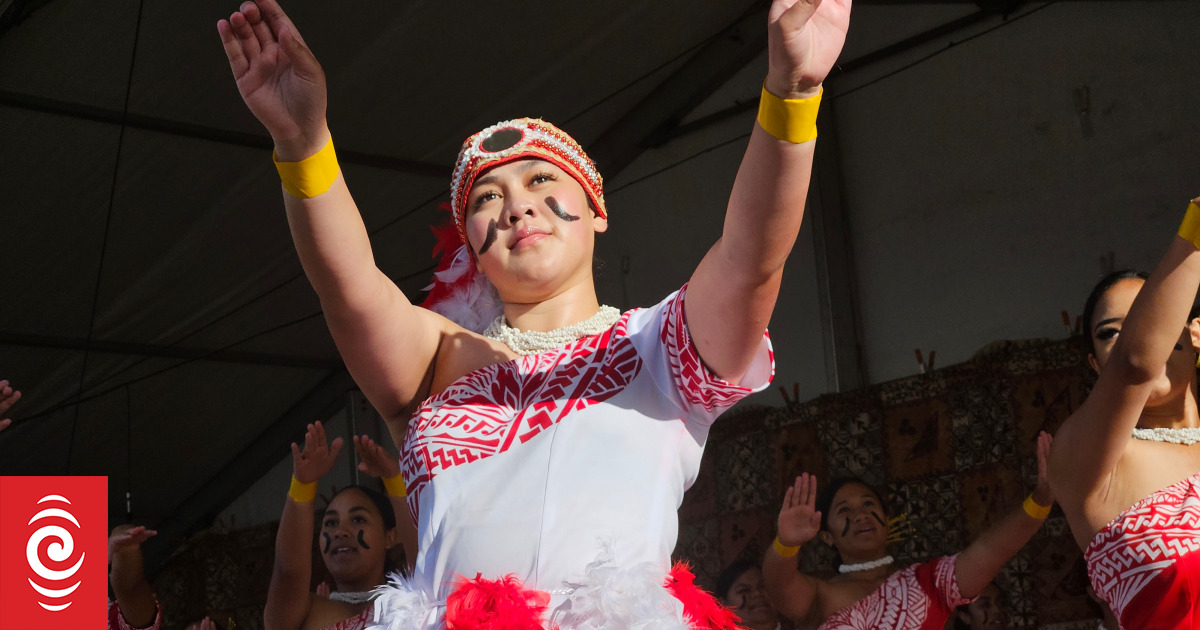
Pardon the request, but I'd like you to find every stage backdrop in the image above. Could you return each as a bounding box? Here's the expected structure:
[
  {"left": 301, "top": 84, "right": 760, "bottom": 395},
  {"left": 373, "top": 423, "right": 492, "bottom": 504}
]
[{"left": 673, "top": 336, "right": 1102, "bottom": 628}]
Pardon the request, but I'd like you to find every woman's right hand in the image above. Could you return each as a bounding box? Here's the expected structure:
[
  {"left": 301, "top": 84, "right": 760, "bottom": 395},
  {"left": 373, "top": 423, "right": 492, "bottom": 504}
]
[
  {"left": 217, "top": 0, "right": 328, "bottom": 159},
  {"left": 291, "top": 421, "right": 343, "bottom": 484},
  {"left": 778, "top": 473, "right": 822, "bottom": 547}
]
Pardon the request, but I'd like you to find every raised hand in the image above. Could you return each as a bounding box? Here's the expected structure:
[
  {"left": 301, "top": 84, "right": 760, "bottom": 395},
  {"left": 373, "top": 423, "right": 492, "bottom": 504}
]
[
  {"left": 184, "top": 617, "right": 218, "bottom": 630},
  {"left": 315, "top": 581, "right": 330, "bottom": 598},
  {"left": 109, "top": 524, "right": 157, "bottom": 559},
  {"left": 777, "top": 473, "right": 823, "bottom": 547},
  {"left": 0, "top": 380, "right": 20, "bottom": 432},
  {"left": 216, "top": 0, "right": 328, "bottom": 158},
  {"left": 290, "top": 421, "right": 344, "bottom": 485},
  {"left": 354, "top": 435, "right": 400, "bottom": 479},
  {"left": 1032, "top": 431, "right": 1054, "bottom": 506},
  {"left": 766, "top": 0, "right": 852, "bottom": 98}
]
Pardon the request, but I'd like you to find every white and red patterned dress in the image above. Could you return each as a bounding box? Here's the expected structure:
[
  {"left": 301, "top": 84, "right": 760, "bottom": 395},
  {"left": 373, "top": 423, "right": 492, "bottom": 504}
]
[
  {"left": 372, "top": 286, "right": 774, "bottom": 629},
  {"left": 818, "top": 555, "right": 971, "bottom": 630},
  {"left": 1085, "top": 471, "right": 1200, "bottom": 630}
]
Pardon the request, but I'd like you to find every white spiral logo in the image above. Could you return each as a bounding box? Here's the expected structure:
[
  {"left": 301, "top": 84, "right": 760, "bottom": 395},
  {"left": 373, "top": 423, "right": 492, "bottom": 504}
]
[{"left": 26, "top": 494, "right": 85, "bottom": 612}]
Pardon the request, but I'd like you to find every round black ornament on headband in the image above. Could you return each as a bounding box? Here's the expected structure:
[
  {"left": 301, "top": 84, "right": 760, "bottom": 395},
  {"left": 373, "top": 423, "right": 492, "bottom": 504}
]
[{"left": 480, "top": 127, "right": 524, "bottom": 153}]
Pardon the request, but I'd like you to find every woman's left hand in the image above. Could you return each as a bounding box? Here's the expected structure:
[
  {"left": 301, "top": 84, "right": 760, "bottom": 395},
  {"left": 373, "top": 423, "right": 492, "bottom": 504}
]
[
  {"left": 766, "top": 0, "right": 852, "bottom": 98},
  {"left": 354, "top": 434, "right": 400, "bottom": 479}
]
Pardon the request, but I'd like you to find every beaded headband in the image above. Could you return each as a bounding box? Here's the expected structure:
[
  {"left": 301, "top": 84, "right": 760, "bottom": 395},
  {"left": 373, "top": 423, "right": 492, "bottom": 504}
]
[{"left": 449, "top": 118, "right": 606, "bottom": 250}]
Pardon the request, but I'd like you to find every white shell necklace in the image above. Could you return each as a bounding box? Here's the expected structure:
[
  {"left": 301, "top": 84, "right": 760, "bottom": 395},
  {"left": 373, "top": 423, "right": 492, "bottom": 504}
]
[
  {"left": 1131, "top": 427, "right": 1200, "bottom": 445},
  {"left": 838, "top": 555, "right": 894, "bottom": 574},
  {"left": 328, "top": 590, "right": 375, "bottom": 604},
  {"left": 483, "top": 306, "right": 621, "bottom": 355}
]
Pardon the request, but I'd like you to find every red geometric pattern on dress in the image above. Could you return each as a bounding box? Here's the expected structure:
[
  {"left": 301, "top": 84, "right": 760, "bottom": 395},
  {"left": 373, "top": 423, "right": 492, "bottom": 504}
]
[
  {"left": 817, "top": 556, "right": 965, "bottom": 630},
  {"left": 1085, "top": 471, "right": 1200, "bottom": 625},
  {"left": 661, "top": 285, "right": 774, "bottom": 415},
  {"left": 319, "top": 608, "right": 370, "bottom": 630},
  {"left": 400, "top": 313, "right": 642, "bottom": 517}
]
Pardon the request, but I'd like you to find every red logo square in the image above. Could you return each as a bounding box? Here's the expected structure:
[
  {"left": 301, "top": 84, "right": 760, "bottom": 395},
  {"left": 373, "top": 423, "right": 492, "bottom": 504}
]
[{"left": 0, "top": 476, "right": 108, "bottom": 630}]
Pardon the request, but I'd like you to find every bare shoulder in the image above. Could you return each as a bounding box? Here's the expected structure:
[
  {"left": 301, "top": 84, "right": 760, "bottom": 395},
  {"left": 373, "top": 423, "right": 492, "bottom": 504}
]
[{"left": 428, "top": 316, "right": 518, "bottom": 396}]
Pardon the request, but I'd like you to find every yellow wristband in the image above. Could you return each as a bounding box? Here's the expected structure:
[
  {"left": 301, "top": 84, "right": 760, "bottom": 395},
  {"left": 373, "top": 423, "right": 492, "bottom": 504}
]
[
  {"left": 289, "top": 476, "right": 318, "bottom": 503},
  {"left": 273, "top": 137, "right": 339, "bottom": 198},
  {"left": 1022, "top": 494, "right": 1051, "bottom": 520},
  {"left": 773, "top": 536, "right": 800, "bottom": 558},
  {"left": 1177, "top": 201, "right": 1200, "bottom": 249},
  {"left": 756, "top": 84, "right": 822, "bottom": 144},
  {"left": 382, "top": 473, "right": 407, "bottom": 498}
]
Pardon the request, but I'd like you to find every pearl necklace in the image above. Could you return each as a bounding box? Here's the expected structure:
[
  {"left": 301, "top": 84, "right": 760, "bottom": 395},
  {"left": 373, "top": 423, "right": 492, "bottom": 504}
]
[
  {"left": 1131, "top": 427, "right": 1200, "bottom": 445},
  {"left": 838, "top": 555, "right": 894, "bottom": 574},
  {"left": 483, "top": 306, "right": 621, "bottom": 355},
  {"left": 328, "top": 590, "right": 375, "bottom": 604}
]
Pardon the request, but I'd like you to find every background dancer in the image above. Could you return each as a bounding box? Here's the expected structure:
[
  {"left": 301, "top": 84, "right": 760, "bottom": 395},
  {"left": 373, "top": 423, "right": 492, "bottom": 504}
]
[
  {"left": 217, "top": 0, "right": 850, "bottom": 625},
  {"left": 265, "top": 421, "right": 409, "bottom": 630},
  {"left": 1050, "top": 198, "right": 1200, "bottom": 630},
  {"left": 764, "top": 432, "right": 1053, "bottom": 630}
]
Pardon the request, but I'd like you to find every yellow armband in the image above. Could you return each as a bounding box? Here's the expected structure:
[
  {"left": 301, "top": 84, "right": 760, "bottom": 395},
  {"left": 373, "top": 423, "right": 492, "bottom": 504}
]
[
  {"left": 1022, "top": 494, "right": 1051, "bottom": 520},
  {"left": 1177, "top": 201, "right": 1200, "bottom": 249},
  {"left": 382, "top": 473, "right": 407, "bottom": 498},
  {"left": 773, "top": 536, "right": 801, "bottom": 558},
  {"left": 273, "top": 137, "right": 339, "bottom": 199},
  {"left": 756, "top": 84, "right": 822, "bottom": 144},
  {"left": 288, "top": 476, "right": 317, "bottom": 503}
]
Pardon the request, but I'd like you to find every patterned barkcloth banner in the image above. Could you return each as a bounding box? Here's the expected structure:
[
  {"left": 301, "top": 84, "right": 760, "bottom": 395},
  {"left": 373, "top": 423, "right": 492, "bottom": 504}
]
[{"left": 0, "top": 476, "right": 108, "bottom": 630}]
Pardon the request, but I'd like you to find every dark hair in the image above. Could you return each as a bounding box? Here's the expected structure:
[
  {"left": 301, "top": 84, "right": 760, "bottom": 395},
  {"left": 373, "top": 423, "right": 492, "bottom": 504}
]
[
  {"left": 331, "top": 485, "right": 397, "bottom": 531},
  {"left": 1081, "top": 270, "right": 1148, "bottom": 356},
  {"left": 714, "top": 558, "right": 758, "bottom": 603},
  {"left": 815, "top": 477, "right": 886, "bottom": 533}
]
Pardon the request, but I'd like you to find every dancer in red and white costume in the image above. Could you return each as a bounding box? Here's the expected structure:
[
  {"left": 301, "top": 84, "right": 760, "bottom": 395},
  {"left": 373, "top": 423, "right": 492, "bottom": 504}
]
[
  {"left": 1050, "top": 198, "right": 1200, "bottom": 630},
  {"left": 764, "top": 432, "right": 1054, "bottom": 630},
  {"left": 216, "top": 0, "right": 850, "bottom": 626}
]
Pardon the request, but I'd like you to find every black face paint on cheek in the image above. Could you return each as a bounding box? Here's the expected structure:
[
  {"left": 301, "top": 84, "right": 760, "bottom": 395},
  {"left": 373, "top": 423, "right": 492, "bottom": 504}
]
[
  {"left": 478, "top": 219, "right": 498, "bottom": 255},
  {"left": 871, "top": 511, "right": 886, "bottom": 527},
  {"left": 321, "top": 532, "right": 331, "bottom": 554},
  {"left": 841, "top": 517, "right": 851, "bottom": 537},
  {"left": 546, "top": 196, "right": 579, "bottom": 222},
  {"left": 356, "top": 530, "right": 371, "bottom": 550}
]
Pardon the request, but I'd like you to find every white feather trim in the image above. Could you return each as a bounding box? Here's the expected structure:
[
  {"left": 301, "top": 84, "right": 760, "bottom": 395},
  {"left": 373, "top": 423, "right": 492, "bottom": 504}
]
[
  {"left": 367, "top": 572, "right": 439, "bottom": 630},
  {"left": 553, "top": 546, "right": 691, "bottom": 630},
  {"left": 423, "top": 243, "right": 504, "bottom": 334}
]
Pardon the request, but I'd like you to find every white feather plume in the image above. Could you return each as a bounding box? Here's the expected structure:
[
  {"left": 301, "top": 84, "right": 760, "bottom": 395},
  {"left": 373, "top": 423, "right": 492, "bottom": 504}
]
[
  {"left": 553, "top": 545, "right": 691, "bottom": 630},
  {"left": 367, "top": 572, "right": 438, "bottom": 630}
]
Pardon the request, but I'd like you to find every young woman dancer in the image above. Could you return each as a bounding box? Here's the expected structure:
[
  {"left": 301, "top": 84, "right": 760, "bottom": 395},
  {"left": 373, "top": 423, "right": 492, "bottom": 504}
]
[
  {"left": 1049, "top": 198, "right": 1200, "bottom": 630},
  {"left": 764, "top": 432, "right": 1053, "bottom": 630},
  {"left": 265, "top": 422, "right": 412, "bottom": 630},
  {"left": 217, "top": 0, "right": 849, "bottom": 625}
]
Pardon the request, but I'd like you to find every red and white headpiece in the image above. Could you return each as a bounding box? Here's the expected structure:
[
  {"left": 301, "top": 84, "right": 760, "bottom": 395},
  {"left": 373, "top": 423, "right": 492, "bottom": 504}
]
[
  {"left": 449, "top": 117, "right": 606, "bottom": 249},
  {"left": 423, "top": 119, "right": 606, "bottom": 333}
]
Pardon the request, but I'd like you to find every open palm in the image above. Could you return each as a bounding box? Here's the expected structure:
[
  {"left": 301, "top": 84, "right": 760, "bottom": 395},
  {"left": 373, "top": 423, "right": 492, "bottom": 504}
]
[
  {"left": 778, "top": 473, "right": 823, "bottom": 547},
  {"left": 291, "top": 421, "right": 343, "bottom": 484},
  {"left": 217, "top": 0, "right": 326, "bottom": 147}
]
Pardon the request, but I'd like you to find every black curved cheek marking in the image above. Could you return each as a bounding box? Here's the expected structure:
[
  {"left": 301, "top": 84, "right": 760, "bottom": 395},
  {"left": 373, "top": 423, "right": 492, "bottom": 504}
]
[
  {"left": 841, "top": 517, "right": 851, "bottom": 537},
  {"left": 871, "top": 512, "right": 886, "bottom": 527},
  {"left": 321, "top": 532, "right": 331, "bottom": 554},
  {"left": 356, "top": 530, "right": 371, "bottom": 549},
  {"left": 478, "top": 219, "right": 499, "bottom": 255},
  {"left": 546, "top": 196, "right": 579, "bottom": 222}
]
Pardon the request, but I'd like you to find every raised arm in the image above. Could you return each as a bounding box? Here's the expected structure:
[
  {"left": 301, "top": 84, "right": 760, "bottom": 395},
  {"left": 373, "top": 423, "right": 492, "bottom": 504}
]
[
  {"left": 954, "top": 432, "right": 1053, "bottom": 599},
  {"left": 354, "top": 434, "right": 418, "bottom": 572},
  {"left": 264, "top": 421, "right": 343, "bottom": 630},
  {"left": 686, "top": 0, "right": 850, "bottom": 382},
  {"left": 109, "top": 525, "right": 161, "bottom": 629},
  {"left": 763, "top": 473, "right": 825, "bottom": 624},
  {"left": 1051, "top": 198, "right": 1200, "bottom": 498},
  {"left": 217, "top": 1, "right": 446, "bottom": 421}
]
